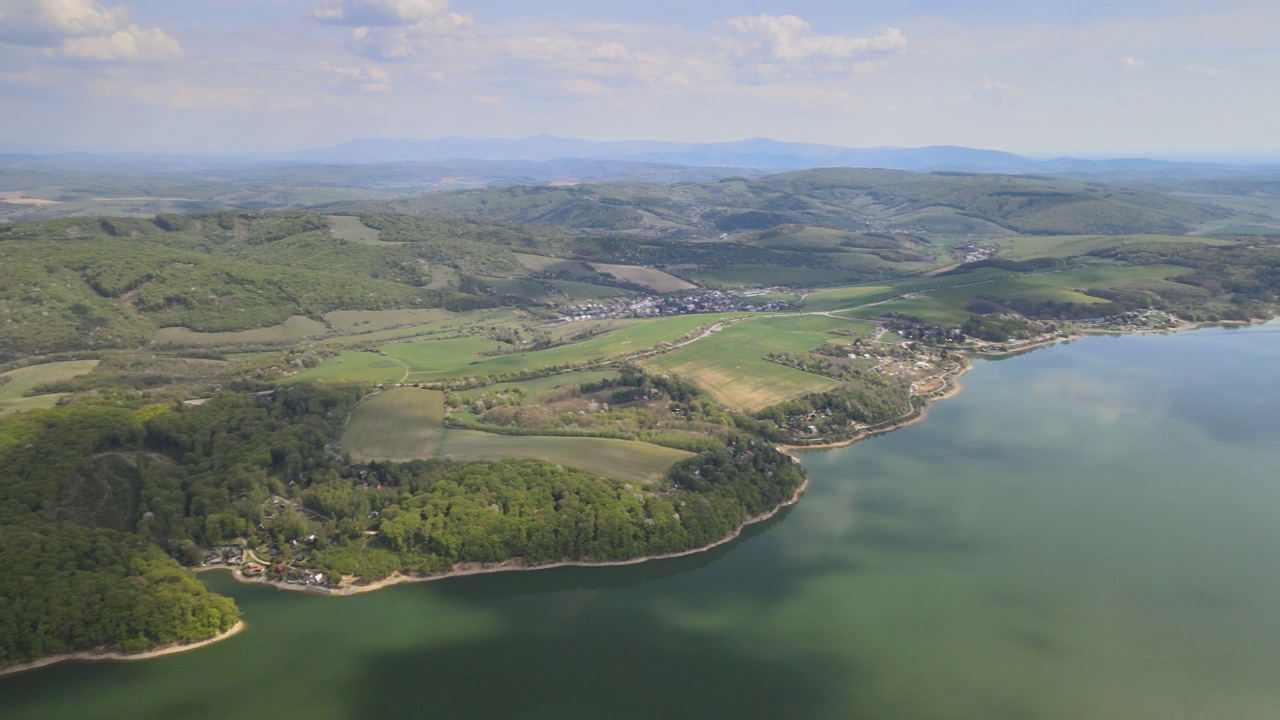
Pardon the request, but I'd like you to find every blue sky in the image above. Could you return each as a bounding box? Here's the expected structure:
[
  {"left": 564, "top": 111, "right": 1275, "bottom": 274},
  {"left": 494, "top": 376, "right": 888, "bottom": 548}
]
[{"left": 0, "top": 0, "right": 1274, "bottom": 156}]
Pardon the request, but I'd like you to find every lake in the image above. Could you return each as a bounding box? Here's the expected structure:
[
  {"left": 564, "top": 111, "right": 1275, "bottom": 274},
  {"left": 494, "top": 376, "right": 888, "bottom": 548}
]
[{"left": 3, "top": 323, "right": 1279, "bottom": 719}]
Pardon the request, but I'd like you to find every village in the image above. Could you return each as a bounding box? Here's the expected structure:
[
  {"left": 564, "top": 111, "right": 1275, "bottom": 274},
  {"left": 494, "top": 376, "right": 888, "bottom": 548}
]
[{"left": 557, "top": 288, "right": 790, "bottom": 322}]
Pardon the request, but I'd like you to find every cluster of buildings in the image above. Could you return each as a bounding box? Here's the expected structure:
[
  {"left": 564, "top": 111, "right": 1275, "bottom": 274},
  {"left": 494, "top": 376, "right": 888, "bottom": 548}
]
[
  {"left": 560, "top": 286, "right": 788, "bottom": 320},
  {"left": 952, "top": 243, "right": 1000, "bottom": 264},
  {"left": 558, "top": 290, "right": 788, "bottom": 322},
  {"left": 1082, "top": 310, "right": 1179, "bottom": 332}
]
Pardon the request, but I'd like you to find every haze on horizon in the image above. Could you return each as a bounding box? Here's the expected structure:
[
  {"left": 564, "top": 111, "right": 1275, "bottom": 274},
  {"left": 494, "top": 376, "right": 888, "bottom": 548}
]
[{"left": 0, "top": 0, "right": 1275, "bottom": 158}]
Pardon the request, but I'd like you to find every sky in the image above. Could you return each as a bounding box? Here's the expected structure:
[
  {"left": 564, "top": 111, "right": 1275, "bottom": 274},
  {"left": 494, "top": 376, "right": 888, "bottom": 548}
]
[{"left": 0, "top": 0, "right": 1275, "bottom": 157}]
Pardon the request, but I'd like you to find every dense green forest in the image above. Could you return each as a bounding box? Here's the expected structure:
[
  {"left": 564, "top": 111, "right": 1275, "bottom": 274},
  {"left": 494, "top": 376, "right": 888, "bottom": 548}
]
[{"left": 0, "top": 381, "right": 803, "bottom": 668}]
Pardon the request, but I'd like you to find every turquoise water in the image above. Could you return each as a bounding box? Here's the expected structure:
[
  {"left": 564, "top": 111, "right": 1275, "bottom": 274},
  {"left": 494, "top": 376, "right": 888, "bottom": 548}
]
[{"left": 3, "top": 323, "right": 1279, "bottom": 719}]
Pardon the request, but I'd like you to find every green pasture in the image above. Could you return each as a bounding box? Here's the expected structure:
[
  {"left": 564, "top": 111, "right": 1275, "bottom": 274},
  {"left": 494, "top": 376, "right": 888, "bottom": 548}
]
[
  {"left": 0, "top": 360, "right": 99, "bottom": 415},
  {"left": 513, "top": 253, "right": 599, "bottom": 279},
  {"left": 800, "top": 268, "right": 1016, "bottom": 313},
  {"left": 643, "top": 315, "right": 864, "bottom": 412},
  {"left": 151, "top": 316, "right": 328, "bottom": 347},
  {"left": 480, "top": 277, "right": 551, "bottom": 304},
  {"left": 287, "top": 352, "right": 407, "bottom": 384},
  {"left": 589, "top": 263, "right": 696, "bottom": 292},
  {"left": 839, "top": 264, "right": 1193, "bottom": 324},
  {"left": 324, "top": 308, "right": 456, "bottom": 333},
  {"left": 325, "top": 215, "right": 384, "bottom": 244},
  {"left": 546, "top": 279, "right": 630, "bottom": 300},
  {"left": 1001, "top": 234, "right": 1232, "bottom": 260},
  {"left": 675, "top": 265, "right": 869, "bottom": 288},
  {"left": 340, "top": 387, "right": 445, "bottom": 462},
  {"left": 438, "top": 430, "right": 693, "bottom": 483}
]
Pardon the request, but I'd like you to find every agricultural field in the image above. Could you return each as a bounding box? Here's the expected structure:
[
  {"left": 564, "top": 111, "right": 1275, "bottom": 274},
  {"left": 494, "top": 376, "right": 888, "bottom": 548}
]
[
  {"left": 324, "top": 308, "right": 457, "bottom": 334},
  {"left": 151, "top": 316, "right": 329, "bottom": 347},
  {"left": 287, "top": 351, "right": 408, "bottom": 384},
  {"left": 589, "top": 263, "right": 697, "bottom": 292},
  {"left": 478, "top": 277, "right": 551, "bottom": 304},
  {"left": 1000, "top": 234, "right": 1234, "bottom": 260},
  {"left": 545, "top": 279, "right": 631, "bottom": 300},
  {"left": 839, "top": 264, "right": 1193, "bottom": 324},
  {"left": 513, "top": 253, "right": 599, "bottom": 279},
  {"left": 799, "top": 268, "right": 1016, "bottom": 313},
  {"left": 437, "top": 430, "right": 693, "bottom": 483},
  {"left": 0, "top": 360, "right": 99, "bottom": 415},
  {"left": 326, "top": 215, "right": 384, "bottom": 244},
  {"left": 675, "top": 265, "right": 870, "bottom": 288},
  {"left": 643, "top": 315, "right": 864, "bottom": 411},
  {"left": 291, "top": 313, "right": 746, "bottom": 383},
  {"left": 340, "top": 387, "right": 445, "bottom": 462}
]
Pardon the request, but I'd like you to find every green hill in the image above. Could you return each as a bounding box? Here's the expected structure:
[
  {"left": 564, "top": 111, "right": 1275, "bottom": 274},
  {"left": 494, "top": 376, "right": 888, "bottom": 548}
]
[{"left": 352, "top": 168, "right": 1230, "bottom": 237}]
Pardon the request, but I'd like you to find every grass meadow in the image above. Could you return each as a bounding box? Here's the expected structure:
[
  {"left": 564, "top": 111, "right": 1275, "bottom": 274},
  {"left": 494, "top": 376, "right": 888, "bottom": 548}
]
[
  {"left": 0, "top": 360, "right": 100, "bottom": 415},
  {"left": 340, "top": 387, "right": 446, "bottom": 462},
  {"left": 643, "top": 315, "right": 867, "bottom": 411}
]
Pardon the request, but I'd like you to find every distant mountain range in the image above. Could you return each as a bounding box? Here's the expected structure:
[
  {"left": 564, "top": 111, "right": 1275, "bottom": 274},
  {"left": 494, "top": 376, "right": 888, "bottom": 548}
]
[
  {"left": 5, "top": 135, "right": 1278, "bottom": 178},
  {"left": 298, "top": 135, "right": 1273, "bottom": 175}
]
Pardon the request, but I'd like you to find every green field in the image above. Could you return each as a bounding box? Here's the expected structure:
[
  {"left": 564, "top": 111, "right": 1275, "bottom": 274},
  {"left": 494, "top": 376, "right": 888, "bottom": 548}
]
[
  {"left": 324, "top": 308, "right": 457, "bottom": 333},
  {"left": 1001, "top": 234, "right": 1232, "bottom": 260},
  {"left": 326, "top": 215, "right": 384, "bottom": 244},
  {"left": 643, "top": 315, "right": 864, "bottom": 411},
  {"left": 340, "top": 386, "right": 692, "bottom": 481},
  {"left": 438, "top": 430, "right": 693, "bottom": 483},
  {"left": 677, "top": 265, "right": 872, "bottom": 288},
  {"left": 546, "top": 279, "right": 631, "bottom": 300},
  {"left": 0, "top": 360, "right": 99, "bottom": 415},
  {"left": 340, "top": 387, "right": 446, "bottom": 462},
  {"left": 589, "top": 263, "right": 697, "bottom": 292},
  {"left": 839, "top": 264, "right": 1193, "bottom": 324},
  {"left": 799, "top": 268, "right": 1015, "bottom": 313},
  {"left": 151, "top": 316, "right": 329, "bottom": 347},
  {"left": 294, "top": 314, "right": 748, "bottom": 383},
  {"left": 513, "top": 253, "right": 598, "bottom": 279}
]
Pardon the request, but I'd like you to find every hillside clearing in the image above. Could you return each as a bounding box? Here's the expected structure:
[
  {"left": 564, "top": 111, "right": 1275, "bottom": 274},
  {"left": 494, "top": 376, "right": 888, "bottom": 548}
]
[
  {"left": 589, "top": 263, "right": 697, "bottom": 292},
  {"left": 438, "top": 430, "right": 693, "bottom": 484},
  {"left": 341, "top": 388, "right": 445, "bottom": 462},
  {"left": 0, "top": 360, "right": 100, "bottom": 415}
]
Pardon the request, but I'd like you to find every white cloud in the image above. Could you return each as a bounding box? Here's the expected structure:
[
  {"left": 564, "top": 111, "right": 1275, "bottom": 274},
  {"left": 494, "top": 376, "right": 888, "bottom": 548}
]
[
  {"left": 319, "top": 61, "right": 392, "bottom": 92},
  {"left": 0, "top": 0, "right": 181, "bottom": 61},
  {"left": 311, "top": 0, "right": 467, "bottom": 28},
  {"left": 61, "top": 24, "right": 182, "bottom": 60},
  {"left": 721, "top": 14, "right": 906, "bottom": 74},
  {"left": 1120, "top": 56, "right": 1147, "bottom": 68},
  {"left": 1183, "top": 64, "right": 1228, "bottom": 78},
  {"left": 949, "top": 78, "right": 1024, "bottom": 107}
]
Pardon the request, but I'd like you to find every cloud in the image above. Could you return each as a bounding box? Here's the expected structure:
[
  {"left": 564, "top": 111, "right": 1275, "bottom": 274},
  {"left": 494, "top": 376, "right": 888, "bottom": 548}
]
[
  {"left": 1119, "top": 56, "right": 1147, "bottom": 68},
  {"left": 0, "top": 0, "right": 181, "bottom": 60},
  {"left": 721, "top": 14, "right": 906, "bottom": 74},
  {"left": 61, "top": 24, "right": 182, "bottom": 60},
  {"left": 1183, "top": 64, "right": 1228, "bottom": 78},
  {"left": 319, "top": 61, "right": 393, "bottom": 92},
  {"left": 311, "top": 0, "right": 471, "bottom": 31},
  {"left": 948, "top": 78, "right": 1025, "bottom": 107}
]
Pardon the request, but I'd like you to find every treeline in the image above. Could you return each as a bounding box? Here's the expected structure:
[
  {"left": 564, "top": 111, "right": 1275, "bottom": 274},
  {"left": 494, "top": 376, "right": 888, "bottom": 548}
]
[{"left": 303, "top": 441, "right": 803, "bottom": 578}]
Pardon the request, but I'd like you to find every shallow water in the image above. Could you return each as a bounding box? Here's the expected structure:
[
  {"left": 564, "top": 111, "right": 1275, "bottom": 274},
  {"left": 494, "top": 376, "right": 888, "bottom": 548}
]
[{"left": 3, "top": 323, "right": 1279, "bottom": 719}]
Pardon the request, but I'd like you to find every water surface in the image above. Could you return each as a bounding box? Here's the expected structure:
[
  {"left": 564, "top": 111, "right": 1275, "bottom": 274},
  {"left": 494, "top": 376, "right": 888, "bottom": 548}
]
[{"left": 3, "top": 323, "right": 1279, "bottom": 719}]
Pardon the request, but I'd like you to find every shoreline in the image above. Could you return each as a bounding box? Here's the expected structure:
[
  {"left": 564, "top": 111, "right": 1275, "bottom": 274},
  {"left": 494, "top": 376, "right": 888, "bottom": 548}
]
[
  {"left": 224, "top": 476, "right": 810, "bottom": 597},
  {"left": 0, "top": 621, "right": 246, "bottom": 679},
  {"left": 779, "top": 357, "right": 971, "bottom": 455}
]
